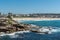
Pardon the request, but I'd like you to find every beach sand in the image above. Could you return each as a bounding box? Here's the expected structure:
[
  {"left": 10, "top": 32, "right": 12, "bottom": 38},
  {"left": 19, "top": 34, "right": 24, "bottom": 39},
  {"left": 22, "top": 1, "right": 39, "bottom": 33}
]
[{"left": 13, "top": 18, "right": 60, "bottom": 21}]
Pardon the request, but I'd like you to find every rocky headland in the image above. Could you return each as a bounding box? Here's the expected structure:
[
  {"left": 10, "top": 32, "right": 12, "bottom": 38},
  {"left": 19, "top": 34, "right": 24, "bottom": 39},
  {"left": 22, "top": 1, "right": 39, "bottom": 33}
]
[
  {"left": 0, "top": 14, "right": 55, "bottom": 35},
  {"left": 0, "top": 17, "right": 40, "bottom": 35}
]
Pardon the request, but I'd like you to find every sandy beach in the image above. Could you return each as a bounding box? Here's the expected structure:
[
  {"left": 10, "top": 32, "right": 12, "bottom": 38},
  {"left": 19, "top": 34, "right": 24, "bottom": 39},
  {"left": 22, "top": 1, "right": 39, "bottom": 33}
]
[{"left": 13, "top": 18, "right": 60, "bottom": 21}]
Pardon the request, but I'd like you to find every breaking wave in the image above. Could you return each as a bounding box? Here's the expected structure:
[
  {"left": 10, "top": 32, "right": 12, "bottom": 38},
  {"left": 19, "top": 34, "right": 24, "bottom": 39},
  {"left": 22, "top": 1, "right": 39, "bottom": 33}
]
[
  {"left": 0, "top": 30, "right": 30, "bottom": 38},
  {"left": 37, "top": 27, "right": 60, "bottom": 34},
  {"left": 50, "top": 27, "right": 60, "bottom": 33}
]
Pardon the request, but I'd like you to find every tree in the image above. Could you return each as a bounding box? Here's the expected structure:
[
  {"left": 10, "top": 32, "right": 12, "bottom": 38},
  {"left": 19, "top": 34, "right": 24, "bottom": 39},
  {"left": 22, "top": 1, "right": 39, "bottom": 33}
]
[
  {"left": 7, "top": 12, "right": 13, "bottom": 20},
  {"left": 0, "top": 12, "right": 1, "bottom": 15}
]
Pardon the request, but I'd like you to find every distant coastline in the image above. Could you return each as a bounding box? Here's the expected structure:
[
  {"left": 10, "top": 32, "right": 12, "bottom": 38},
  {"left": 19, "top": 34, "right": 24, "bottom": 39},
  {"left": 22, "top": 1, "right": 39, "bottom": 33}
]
[{"left": 13, "top": 18, "right": 60, "bottom": 21}]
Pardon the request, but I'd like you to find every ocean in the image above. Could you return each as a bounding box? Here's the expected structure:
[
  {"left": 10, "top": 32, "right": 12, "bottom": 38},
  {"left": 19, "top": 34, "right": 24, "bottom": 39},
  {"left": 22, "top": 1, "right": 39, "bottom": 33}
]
[{"left": 0, "top": 20, "right": 60, "bottom": 40}]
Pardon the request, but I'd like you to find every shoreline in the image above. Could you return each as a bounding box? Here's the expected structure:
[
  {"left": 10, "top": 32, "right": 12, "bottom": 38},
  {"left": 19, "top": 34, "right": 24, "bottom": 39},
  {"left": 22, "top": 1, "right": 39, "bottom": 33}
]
[{"left": 13, "top": 18, "right": 60, "bottom": 21}]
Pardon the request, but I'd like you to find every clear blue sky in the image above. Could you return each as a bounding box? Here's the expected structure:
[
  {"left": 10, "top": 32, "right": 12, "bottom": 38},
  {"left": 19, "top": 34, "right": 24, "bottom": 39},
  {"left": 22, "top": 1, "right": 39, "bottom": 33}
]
[{"left": 0, "top": 0, "right": 60, "bottom": 14}]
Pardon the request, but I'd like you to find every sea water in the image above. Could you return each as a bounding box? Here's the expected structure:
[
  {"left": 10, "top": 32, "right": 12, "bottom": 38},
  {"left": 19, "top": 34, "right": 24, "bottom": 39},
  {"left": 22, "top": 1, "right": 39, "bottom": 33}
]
[{"left": 0, "top": 20, "right": 60, "bottom": 40}]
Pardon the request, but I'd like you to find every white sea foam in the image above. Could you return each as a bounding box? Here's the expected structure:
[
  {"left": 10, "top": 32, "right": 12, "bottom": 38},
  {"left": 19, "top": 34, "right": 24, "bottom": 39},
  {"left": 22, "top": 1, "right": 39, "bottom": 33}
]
[
  {"left": 0, "top": 30, "right": 30, "bottom": 38},
  {"left": 38, "top": 27, "right": 60, "bottom": 34},
  {"left": 51, "top": 28, "right": 60, "bottom": 32}
]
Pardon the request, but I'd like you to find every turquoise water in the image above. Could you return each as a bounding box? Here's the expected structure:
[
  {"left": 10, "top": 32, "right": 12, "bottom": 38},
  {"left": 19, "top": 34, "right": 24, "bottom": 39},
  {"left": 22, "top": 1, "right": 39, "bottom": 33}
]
[
  {"left": 21, "top": 20, "right": 60, "bottom": 27},
  {"left": 0, "top": 20, "right": 60, "bottom": 40}
]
